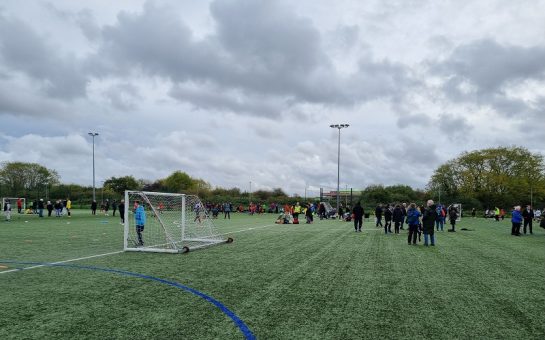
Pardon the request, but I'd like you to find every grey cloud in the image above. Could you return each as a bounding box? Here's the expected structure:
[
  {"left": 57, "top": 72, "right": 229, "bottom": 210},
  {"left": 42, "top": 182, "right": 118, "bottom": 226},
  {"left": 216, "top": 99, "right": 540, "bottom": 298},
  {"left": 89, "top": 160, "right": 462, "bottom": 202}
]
[
  {"left": 396, "top": 113, "right": 432, "bottom": 129},
  {"left": 0, "top": 15, "right": 88, "bottom": 99},
  {"left": 85, "top": 0, "right": 413, "bottom": 116},
  {"left": 169, "top": 84, "right": 285, "bottom": 117},
  {"left": 435, "top": 39, "right": 545, "bottom": 93},
  {"left": 437, "top": 114, "right": 473, "bottom": 139},
  {"left": 103, "top": 83, "right": 141, "bottom": 111},
  {"left": 76, "top": 9, "right": 101, "bottom": 41},
  {"left": 430, "top": 39, "right": 545, "bottom": 118}
]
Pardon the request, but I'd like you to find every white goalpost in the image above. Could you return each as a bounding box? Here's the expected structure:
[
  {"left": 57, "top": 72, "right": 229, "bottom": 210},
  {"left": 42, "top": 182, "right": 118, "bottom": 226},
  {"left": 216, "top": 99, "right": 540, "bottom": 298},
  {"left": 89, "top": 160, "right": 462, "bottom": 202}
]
[
  {"left": 2, "top": 197, "right": 25, "bottom": 213},
  {"left": 123, "top": 191, "right": 232, "bottom": 253}
]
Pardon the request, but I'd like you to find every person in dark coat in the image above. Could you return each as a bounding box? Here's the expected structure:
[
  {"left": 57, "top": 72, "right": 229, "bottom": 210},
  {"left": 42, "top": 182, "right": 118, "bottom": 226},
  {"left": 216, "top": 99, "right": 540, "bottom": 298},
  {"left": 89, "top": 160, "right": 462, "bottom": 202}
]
[
  {"left": 46, "top": 200, "right": 53, "bottom": 217},
  {"left": 119, "top": 199, "right": 125, "bottom": 224},
  {"left": 352, "top": 202, "right": 364, "bottom": 232},
  {"left": 91, "top": 200, "right": 97, "bottom": 215},
  {"left": 401, "top": 203, "right": 407, "bottom": 230},
  {"left": 375, "top": 204, "right": 383, "bottom": 227},
  {"left": 37, "top": 199, "right": 44, "bottom": 217},
  {"left": 384, "top": 205, "right": 393, "bottom": 234},
  {"left": 392, "top": 205, "right": 404, "bottom": 234},
  {"left": 422, "top": 200, "right": 438, "bottom": 246},
  {"left": 406, "top": 203, "right": 421, "bottom": 245},
  {"left": 448, "top": 206, "right": 458, "bottom": 232},
  {"left": 522, "top": 205, "right": 534, "bottom": 234},
  {"left": 112, "top": 200, "right": 118, "bottom": 217}
]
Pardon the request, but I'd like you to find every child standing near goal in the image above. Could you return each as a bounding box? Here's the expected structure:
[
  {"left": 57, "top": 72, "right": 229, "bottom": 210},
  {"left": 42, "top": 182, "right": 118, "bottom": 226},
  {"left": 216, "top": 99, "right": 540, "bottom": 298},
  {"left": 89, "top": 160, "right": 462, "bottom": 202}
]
[
  {"left": 134, "top": 201, "right": 146, "bottom": 246},
  {"left": 4, "top": 200, "right": 11, "bottom": 221}
]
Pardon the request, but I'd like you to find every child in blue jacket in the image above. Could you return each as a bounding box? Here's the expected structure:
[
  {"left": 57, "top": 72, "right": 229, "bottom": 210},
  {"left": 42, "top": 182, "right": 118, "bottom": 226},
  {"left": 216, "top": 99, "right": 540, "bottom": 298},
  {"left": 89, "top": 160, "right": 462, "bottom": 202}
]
[{"left": 134, "top": 201, "right": 146, "bottom": 245}]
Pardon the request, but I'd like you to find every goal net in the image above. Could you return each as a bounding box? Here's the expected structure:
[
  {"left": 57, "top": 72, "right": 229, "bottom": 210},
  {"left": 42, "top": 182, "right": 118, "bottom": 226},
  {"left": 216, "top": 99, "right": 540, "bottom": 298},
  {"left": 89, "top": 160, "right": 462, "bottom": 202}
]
[
  {"left": 2, "top": 198, "right": 25, "bottom": 213},
  {"left": 124, "top": 191, "right": 232, "bottom": 253}
]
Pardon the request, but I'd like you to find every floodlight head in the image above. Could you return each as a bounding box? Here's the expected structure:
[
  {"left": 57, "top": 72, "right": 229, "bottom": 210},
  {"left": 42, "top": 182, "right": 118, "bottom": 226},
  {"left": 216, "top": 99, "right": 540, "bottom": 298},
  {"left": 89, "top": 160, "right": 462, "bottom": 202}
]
[
  {"left": 329, "top": 124, "right": 336, "bottom": 128},
  {"left": 88, "top": 132, "right": 99, "bottom": 137}
]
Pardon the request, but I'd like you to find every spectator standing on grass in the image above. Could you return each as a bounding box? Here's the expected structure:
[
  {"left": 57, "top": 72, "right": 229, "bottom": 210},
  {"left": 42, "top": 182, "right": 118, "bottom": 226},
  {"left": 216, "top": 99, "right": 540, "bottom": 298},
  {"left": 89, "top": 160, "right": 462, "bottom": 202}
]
[
  {"left": 3, "top": 200, "right": 11, "bottom": 221},
  {"left": 393, "top": 204, "right": 403, "bottom": 234},
  {"left": 223, "top": 202, "right": 231, "bottom": 219},
  {"left": 104, "top": 199, "right": 110, "bottom": 216},
  {"left": 471, "top": 208, "right": 476, "bottom": 218},
  {"left": 522, "top": 205, "right": 534, "bottom": 234},
  {"left": 91, "top": 200, "right": 97, "bottom": 215},
  {"left": 384, "top": 205, "right": 393, "bottom": 234},
  {"left": 511, "top": 206, "right": 522, "bottom": 236},
  {"left": 38, "top": 199, "right": 44, "bottom": 217},
  {"left": 435, "top": 204, "right": 445, "bottom": 231},
  {"left": 406, "top": 203, "right": 420, "bottom": 245},
  {"left": 448, "top": 206, "right": 458, "bottom": 232},
  {"left": 17, "top": 198, "right": 22, "bottom": 214},
  {"left": 112, "top": 200, "right": 118, "bottom": 217},
  {"left": 353, "top": 201, "right": 364, "bottom": 232},
  {"left": 134, "top": 200, "right": 146, "bottom": 246},
  {"left": 46, "top": 200, "right": 53, "bottom": 217},
  {"left": 401, "top": 203, "right": 407, "bottom": 230},
  {"left": 375, "top": 204, "right": 383, "bottom": 228},
  {"left": 305, "top": 203, "right": 313, "bottom": 224},
  {"left": 119, "top": 199, "right": 125, "bottom": 224},
  {"left": 66, "top": 198, "right": 71, "bottom": 217},
  {"left": 423, "top": 200, "right": 438, "bottom": 246},
  {"left": 54, "top": 200, "right": 62, "bottom": 217}
]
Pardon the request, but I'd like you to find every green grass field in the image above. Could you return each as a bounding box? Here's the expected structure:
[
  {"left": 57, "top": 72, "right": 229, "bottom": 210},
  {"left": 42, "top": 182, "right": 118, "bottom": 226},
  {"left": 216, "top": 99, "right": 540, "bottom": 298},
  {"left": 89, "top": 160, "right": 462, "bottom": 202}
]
[{"left": 1, "top": 210, "right": 544, "bottom": 339}]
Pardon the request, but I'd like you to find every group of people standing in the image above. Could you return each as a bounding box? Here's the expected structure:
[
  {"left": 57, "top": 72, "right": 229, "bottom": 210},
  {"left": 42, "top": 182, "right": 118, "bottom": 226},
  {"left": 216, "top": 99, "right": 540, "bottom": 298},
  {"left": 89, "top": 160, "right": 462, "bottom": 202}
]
[
  {"left": 511, "top": 205, "right": 545, "bottom": 236},
  {"left": 373, "top": 203, "right": 459, "bottom": 236}
]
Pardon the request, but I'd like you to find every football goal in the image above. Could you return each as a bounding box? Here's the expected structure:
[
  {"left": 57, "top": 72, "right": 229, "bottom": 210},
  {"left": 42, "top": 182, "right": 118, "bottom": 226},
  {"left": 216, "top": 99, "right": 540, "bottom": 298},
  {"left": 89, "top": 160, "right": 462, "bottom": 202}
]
[
  {"left": 2, "top": 197, "right": 25, "bottom": 213},
  {"left": 124, "top": 191, "right": 232, "bottom": 253}
]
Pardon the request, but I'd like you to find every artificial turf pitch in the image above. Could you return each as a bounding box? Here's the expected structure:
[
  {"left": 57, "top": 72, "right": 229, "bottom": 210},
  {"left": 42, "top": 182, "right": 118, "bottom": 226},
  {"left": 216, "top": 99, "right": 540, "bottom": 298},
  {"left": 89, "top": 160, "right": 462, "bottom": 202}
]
[{"left": 1, "top": 211, "right": 544, "bottom": 339}]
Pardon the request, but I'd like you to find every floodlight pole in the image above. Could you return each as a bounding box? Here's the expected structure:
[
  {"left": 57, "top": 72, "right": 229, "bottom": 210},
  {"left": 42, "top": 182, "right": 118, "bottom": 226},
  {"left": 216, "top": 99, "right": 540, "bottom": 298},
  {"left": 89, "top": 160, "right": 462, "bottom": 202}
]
[
  {"left": 88, "top": 132, "right": 99, "bottom": 202},
  {"left": 330, "top": 124, "right": 349, "bottom": 217},
  {"left": 249, "top": 181, "right": 252, "bottom": 206}
]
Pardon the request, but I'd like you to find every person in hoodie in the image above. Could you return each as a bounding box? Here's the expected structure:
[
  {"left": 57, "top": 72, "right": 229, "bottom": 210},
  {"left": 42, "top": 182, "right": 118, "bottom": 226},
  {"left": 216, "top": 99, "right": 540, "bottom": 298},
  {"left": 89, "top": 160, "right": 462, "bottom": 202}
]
[
  {"left": 392, "top": 204, "right": 404, "bottom": 234},
  {"left": 406, "top": 203, "right": 421, "bottom": 245},
  {"left": 511, "top": 205, "right": 523, "bottom": 236},
  {"left": 384, "top": 205, "right": 393, "bottom": 234},
  {"left": 422, "top": 200, "right": 438, "bottom": 246}
]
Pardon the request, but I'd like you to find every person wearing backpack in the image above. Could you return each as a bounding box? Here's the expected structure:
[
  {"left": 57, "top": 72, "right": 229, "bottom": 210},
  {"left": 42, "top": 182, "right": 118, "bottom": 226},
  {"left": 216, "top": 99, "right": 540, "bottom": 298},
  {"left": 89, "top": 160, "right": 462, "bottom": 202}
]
[
  {"left": 435, "top": 204, "right": 445, "bottom": 231},
  {"left": 406, "top": 203, "right": 421, "bottom": 245}
]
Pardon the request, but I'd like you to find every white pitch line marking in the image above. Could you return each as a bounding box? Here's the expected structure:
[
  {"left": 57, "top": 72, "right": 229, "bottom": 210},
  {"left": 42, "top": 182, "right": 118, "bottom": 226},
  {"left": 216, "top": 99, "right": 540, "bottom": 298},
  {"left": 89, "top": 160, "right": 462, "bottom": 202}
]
[{"left": 0, "top": 223, "right": 279, "bottom": 275}]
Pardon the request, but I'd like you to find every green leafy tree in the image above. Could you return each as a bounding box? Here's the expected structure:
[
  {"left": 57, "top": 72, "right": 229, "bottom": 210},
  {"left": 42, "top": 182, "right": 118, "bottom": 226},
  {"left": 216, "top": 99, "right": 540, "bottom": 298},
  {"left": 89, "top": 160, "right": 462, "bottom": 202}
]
[
  {"left": 104, "top": 176, "right": 141, "bottom": 196},
  {"left": 427, "top": 146, "right": 545, "bottom": 208},
  {"left": 0, "top": 162, "right": 59, "bottom": 197}
]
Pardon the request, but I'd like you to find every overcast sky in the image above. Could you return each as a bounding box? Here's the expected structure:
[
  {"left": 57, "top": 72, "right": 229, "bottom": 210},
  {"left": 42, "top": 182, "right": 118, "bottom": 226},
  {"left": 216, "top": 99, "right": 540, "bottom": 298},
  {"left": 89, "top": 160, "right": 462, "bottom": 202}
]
[{"left": 1, "top": 0, "right": 544, "bottom": 195}]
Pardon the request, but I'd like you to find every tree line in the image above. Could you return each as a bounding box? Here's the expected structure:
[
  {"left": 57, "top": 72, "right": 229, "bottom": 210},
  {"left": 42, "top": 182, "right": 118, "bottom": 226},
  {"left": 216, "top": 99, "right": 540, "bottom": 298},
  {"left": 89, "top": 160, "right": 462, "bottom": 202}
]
[{"left": 1, "top": 146, "right": 543, "bottom": 210}]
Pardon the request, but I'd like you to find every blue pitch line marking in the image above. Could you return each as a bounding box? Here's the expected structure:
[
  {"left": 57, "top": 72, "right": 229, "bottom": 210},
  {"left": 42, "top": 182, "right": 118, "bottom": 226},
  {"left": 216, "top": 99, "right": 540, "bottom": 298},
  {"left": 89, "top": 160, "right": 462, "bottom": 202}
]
[{"left": 0, "top": 260, "right": 255, "bottom": 340}]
